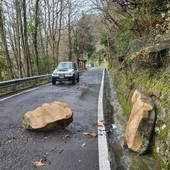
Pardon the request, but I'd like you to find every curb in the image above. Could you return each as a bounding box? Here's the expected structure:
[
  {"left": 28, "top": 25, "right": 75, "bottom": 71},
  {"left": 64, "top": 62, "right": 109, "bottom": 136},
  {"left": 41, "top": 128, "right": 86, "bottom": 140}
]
[{"left": 98, "top": 68, "right": 111, "bottom": 170}]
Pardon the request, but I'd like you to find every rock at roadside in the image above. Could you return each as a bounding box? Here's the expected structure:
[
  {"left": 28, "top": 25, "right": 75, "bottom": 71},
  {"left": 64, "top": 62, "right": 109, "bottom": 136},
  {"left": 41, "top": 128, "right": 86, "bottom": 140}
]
[
  {"left": 125, "top": 90, "right": 155, "bottom": 154},
  {"left": 22, "top": 101, "right": 73, "bottom": 131}
]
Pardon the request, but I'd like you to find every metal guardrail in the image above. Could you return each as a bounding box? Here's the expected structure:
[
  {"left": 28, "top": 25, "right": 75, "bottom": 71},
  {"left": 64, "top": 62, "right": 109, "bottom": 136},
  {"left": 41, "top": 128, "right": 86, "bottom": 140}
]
[
  {"left": 0, "top": 74, "right": 51, "bottom": 88},
  {"left": 0, "top": 68, "right": 86, "bottom": 90}
]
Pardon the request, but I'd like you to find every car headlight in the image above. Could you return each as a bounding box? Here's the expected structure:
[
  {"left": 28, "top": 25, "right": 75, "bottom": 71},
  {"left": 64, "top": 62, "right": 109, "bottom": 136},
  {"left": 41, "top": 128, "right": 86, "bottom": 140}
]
[{"left": 52, "top": 72, "right": 59, "bottom": 76}]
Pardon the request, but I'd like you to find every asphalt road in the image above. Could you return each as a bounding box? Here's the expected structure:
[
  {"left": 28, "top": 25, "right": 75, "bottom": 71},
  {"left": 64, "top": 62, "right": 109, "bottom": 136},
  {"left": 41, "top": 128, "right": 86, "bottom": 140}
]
[{"left": 0, "top": 67, "right": 104, "bottom": 170}]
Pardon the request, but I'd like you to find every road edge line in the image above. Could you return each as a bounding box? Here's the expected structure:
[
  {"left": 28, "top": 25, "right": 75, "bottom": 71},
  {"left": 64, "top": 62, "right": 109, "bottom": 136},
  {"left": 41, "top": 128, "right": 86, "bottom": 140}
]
[{"left": 98, "top": 68, "right": 111, "bottom": 170}]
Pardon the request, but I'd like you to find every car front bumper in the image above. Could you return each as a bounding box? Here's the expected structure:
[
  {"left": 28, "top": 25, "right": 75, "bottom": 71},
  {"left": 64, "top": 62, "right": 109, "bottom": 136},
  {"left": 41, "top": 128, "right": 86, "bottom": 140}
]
[{"left": 52, "top": 76, "right": 74, "bottom": 81}]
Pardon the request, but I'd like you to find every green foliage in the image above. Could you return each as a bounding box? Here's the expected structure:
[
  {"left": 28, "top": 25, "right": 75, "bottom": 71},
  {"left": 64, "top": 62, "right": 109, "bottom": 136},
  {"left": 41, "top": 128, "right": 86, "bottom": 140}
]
[
  {"left": 115, "top": 18, "right": 134, "bottom": 56},
  {"left": 110, "top": 68, "right": 132, "bottom": 116},
  {"left": 158, "top": 125, "right": 168, "bottom": 140},
  {"left": 106, "top": 0, "right": 169, "bottom": 66},
  {"left": 73, "top": 14, "right": 96, "bottom": 58},
  {"left": 126, "top": 33, "right": 170, "bottom": 71},
  {"left": 114, "top": 6, "right": 149, "bottom": 54},
  {"left": 30, "top": 54, "right": 53, "bottom": 75},
  {"left": 91, "top": 49, "right": 106, "bottom": 60},
  {"left": 99, "top": 30, "right": 110, "bottom": 47},
  {"left": 38, "top": 55, "right": 52, "bottom": 74},
  {"left": 128, "top": 39, "right": 144, "bottom": 53},
  {"left": 89, "top": 48, "right": 107, "bottom": 66},
  {"left": 100, "top": 62, "right": 108, "bottom": 68},
  {"left": 160, "top": 67, "right": 170, "bottom": 82},
  {"left": 110, "top": 63, "right": 170, "bottom": 117},
  {"left": 152, "top": 148, "right": 169, "bottom": 170}
]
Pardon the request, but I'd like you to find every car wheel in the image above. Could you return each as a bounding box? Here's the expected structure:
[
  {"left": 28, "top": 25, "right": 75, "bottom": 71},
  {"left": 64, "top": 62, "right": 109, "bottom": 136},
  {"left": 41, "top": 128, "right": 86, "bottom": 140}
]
[
  {"left": 52, "top": 78, "right": 56, "bottom": 85},
  {"left": 72, "top": 75, "right": 75, "bottom": 84},
  {"left": 77, "top": 74, "right": 79, "bottom": 83}
]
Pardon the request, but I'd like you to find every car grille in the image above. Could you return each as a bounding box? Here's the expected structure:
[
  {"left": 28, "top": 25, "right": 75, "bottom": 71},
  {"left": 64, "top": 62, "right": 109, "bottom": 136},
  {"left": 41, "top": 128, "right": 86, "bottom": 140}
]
[{"left": 59, "top": 74, "right": 65, "bottom": 77}]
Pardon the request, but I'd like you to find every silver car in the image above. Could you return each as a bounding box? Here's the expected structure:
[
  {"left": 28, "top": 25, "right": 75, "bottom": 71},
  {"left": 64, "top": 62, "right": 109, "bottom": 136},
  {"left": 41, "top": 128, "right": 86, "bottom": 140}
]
[{"left": 52, "top": 62, "right": 79, "bottom": 85}]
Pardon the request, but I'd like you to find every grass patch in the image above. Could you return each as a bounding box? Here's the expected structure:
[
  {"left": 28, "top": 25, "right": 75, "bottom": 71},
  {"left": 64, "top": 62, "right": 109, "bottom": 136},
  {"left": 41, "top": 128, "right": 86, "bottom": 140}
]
[
  {"left": 158, "top": 126, "right": 168, "bottom": 140},
  {"left": 100, "top": 62, "right": 109, "bottom": 68},
  {"left": 152, "top": 148, "right": 169, "bottom": 170}
]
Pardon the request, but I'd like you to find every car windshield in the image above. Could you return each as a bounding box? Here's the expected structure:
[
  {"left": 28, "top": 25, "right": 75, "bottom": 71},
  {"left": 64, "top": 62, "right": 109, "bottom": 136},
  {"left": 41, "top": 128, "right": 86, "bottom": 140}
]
[{"left": 57, "top": 62, "right": 73, "bottom": 70}]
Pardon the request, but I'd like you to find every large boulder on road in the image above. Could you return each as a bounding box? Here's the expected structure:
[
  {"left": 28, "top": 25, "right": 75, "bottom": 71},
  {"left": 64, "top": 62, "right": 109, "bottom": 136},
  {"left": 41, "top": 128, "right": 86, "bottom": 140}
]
[
  {"left": 125, "top": 90, "right": 155, "bottom": 154},
  {"left": 22, "top": 101, "right": 73, "bottom": 131}
]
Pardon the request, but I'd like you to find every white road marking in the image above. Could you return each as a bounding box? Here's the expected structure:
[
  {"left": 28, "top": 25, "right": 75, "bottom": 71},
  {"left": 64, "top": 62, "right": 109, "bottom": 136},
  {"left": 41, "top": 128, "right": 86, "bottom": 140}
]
[
  {"left": 98, "top": 68, "right": 111, "bottom": 170},
  {"left": 0, "top": 84, "right": 49, "bottom": 102}
]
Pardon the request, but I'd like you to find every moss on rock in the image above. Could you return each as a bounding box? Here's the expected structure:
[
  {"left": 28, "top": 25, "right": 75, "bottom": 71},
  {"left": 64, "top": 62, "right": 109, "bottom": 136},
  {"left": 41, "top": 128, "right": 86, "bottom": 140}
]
[{"left": 110, "top": 65, "right": 170, "bottom": 169}]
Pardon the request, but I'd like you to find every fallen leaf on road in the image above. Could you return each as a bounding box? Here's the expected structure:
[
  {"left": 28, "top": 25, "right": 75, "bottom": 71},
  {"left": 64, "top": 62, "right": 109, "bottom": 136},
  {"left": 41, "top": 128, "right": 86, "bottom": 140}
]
[
  {"left": 90, "top": 132, "right": 97, "bottom": 137},
  {"left": 83, "top": 132, "right": 90, "bottom": 136},
  {"left": 81, "top": 143, "right": 86, "bottom": 147},
  {"left": 32, "top": 156, "right": 46, "bottom": 167},
  {"left": 63, "top": 134, "right": 70, "bottom": 143},
  {"left": 83, "top": 132, "right": 97, "bottom": 137},
  {"left": 64, "top": 134, "right": 70, "bottom": 138},
  {"left": 63, "top": 134, "right": 70, "bottom": 140},
  {"left": 7, "top": 136, "right": 16, "bottom": 141},
  {"left": 33, "top": 161, "right": 45, "bottom": 167}
]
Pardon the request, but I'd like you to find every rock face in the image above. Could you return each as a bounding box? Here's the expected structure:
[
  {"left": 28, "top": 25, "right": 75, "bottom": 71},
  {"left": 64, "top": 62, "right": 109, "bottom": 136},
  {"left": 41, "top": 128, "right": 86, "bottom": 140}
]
[
  {"left": 22, "top": 101, "right": 73, "bottom": 131},
  {"left": 125, "top": 90, "right": 155, "bottom": 154}
]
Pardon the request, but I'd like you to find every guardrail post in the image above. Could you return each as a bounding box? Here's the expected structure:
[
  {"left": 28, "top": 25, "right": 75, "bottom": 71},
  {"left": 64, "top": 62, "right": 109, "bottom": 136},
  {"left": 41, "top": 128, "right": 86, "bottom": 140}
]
[{"left": 11, "top": 85, "right": 16, "bottom": 91}]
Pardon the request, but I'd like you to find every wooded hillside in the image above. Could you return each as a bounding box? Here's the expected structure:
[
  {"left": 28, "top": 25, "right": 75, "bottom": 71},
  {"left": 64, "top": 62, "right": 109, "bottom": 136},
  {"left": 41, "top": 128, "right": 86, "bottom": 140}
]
[
  {"left": 0, "top": 0, "right": 96, "bottom": 80},
  {"left": 93, "top": 1, "right": 170, "bottom": 169}
]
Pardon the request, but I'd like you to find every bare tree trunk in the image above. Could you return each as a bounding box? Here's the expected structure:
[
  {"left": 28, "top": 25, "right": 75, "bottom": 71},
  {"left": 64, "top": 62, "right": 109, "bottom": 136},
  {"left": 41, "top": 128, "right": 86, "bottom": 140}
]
[
  {"left": 51, "top": 0, "right": 56, "bottom": 65},
  {"left": 56, "top": 0, "right": 63, "bottom": 65},
  {"left": 68, "top": 1, "right": 72, "bottom": 61},
  {"left": 23, "top": 0, "right": 32, "bottom": 77},
  {"left": 39, "top": 24, "right": 45, "bottom": 60},
  {"left": 47, "top": 0, "right": 55, "bottom": 67},
  {"left": 8, "top": 25, "right": 19, "bottom": 69},
  {"left": 34, "top": 0, "right": 40, "bottom": 75},
  {"left": 15, "top": 0, "right": 23, "bottom": 78},
  {"left": 18, "top": 0, "right": 27, "bottom": 77},
  {"left": 0, "top": 0, "right": 14, "bottom": 79},
  {"left": 44, "top": 0, "right": 50, "bottom": 72},
  {"left": 44, "top": 0, "right": 48, "bottom": 56}
]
